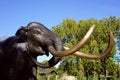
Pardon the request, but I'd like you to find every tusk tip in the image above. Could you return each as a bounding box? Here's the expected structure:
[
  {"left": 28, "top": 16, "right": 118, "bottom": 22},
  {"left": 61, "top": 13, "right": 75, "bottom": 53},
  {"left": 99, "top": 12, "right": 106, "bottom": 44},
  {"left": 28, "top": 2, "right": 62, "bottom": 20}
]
[
  {"left": 90, "top": 24, "right": 96, "bottom": 31},
  {"left": 109, "top": 31, "right": 114, "bottom": 39},
  {"left": 92, "top": 24, "right": 96, "bottom": 28}
]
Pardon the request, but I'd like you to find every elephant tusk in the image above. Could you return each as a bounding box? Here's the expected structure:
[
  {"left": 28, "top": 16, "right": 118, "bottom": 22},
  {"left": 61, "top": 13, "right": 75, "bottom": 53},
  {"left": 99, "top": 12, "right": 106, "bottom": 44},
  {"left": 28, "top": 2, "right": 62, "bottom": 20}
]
[
  {"left": 48, "top": 25, "right": 95, "bottom": 57},
  {"left": 64, "top": 31, "right": 114, "bottom": 59}
]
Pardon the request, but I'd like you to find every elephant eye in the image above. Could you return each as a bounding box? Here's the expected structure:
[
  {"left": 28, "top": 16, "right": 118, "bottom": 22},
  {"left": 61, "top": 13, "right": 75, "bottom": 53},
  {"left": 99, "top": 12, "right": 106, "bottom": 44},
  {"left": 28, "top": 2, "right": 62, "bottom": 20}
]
[{"left": 33, "top": 29, "right": 41, "bottom": 34}]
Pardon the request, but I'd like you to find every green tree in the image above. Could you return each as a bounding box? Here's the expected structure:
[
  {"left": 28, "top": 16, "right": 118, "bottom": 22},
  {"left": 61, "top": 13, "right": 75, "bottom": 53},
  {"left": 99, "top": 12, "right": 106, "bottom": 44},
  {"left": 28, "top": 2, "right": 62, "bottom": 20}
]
[{"left": 52, "top": 16, "right": 119, "bottom": 79}]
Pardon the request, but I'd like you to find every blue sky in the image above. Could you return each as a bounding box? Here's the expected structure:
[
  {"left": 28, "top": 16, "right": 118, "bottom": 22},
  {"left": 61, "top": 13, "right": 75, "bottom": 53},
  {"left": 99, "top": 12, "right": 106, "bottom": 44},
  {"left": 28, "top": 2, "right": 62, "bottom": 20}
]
[{"left": 1, "top": 0, "right": 120, "bottom": 64}]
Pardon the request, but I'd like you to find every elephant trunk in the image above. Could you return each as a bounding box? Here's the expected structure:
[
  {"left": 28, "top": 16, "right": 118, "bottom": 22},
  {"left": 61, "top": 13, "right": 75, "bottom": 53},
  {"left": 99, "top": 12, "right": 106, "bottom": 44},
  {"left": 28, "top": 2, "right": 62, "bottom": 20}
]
[{"left": 28, "top": 55, "right": 61, "bottom": 68}]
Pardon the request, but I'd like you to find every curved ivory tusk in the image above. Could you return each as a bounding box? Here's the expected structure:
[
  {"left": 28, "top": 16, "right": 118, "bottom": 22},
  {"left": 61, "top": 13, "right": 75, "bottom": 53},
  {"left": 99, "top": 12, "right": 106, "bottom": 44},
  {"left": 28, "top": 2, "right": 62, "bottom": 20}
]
[
  {"left": 48, "top": 25, "right": 95, "bottom": 57},
  {"left": 64, "top": 31, "right": 114, "bottom": 59}
]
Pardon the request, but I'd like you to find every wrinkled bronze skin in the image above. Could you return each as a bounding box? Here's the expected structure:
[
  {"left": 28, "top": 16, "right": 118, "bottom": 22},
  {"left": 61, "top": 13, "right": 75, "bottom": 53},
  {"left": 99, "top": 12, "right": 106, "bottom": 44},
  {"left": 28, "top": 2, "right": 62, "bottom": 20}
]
[{"left": 0, "top": 36, "right": 37, "bottom": 80}]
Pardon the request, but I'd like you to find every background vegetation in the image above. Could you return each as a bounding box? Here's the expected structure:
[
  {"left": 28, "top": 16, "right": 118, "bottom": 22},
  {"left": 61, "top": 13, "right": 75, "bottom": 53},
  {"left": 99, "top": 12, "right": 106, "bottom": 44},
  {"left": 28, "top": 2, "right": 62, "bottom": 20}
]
[{"left": 38, "top": 16, "right": 120, "bottom": 80}]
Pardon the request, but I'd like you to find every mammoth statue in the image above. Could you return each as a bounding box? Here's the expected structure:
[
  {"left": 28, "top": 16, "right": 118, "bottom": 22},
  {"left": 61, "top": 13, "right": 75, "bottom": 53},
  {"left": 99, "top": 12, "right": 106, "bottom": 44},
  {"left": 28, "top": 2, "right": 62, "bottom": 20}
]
[{"left": 0, "top": 22, "right": 114, "bottom": 80}]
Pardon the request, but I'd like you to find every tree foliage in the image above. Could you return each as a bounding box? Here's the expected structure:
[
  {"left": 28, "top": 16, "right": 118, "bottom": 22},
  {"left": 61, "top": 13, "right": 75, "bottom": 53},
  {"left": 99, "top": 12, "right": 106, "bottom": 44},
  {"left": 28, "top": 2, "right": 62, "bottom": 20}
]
[{"left": 51, "top": 16, "right": 120, "bottom": 78}]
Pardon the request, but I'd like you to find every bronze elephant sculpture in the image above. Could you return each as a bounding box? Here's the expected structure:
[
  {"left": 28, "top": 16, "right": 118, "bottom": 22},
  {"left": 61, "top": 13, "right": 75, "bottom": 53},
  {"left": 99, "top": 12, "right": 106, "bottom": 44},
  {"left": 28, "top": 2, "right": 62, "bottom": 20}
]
[{"left": 0, "top": 22, "right": 114, "bottom": 80}]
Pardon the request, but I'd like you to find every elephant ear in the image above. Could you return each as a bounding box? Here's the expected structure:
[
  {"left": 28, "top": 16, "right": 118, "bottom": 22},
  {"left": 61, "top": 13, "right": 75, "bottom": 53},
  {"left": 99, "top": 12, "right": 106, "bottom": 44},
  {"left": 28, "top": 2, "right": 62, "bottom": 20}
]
[{"left": 15, "top": 26, "right": 28, "bottom": 41}]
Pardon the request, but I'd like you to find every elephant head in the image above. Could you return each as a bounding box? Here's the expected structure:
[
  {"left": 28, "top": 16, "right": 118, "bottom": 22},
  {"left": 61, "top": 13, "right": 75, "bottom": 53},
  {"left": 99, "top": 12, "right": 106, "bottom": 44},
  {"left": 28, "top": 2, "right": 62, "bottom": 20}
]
[{"left": 16, "top": 22, "right": 114, "bottom": 68}]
